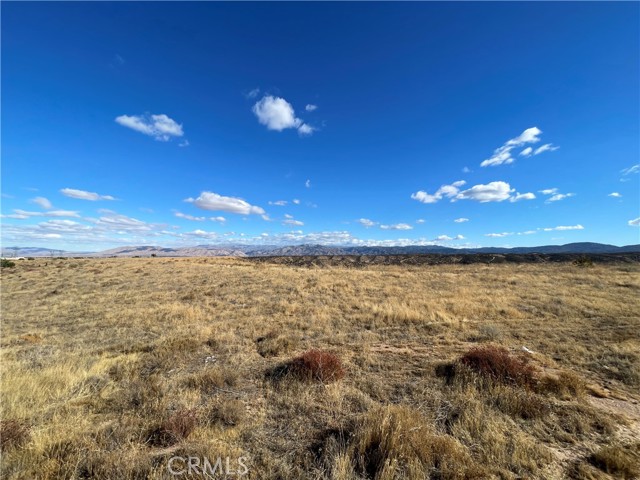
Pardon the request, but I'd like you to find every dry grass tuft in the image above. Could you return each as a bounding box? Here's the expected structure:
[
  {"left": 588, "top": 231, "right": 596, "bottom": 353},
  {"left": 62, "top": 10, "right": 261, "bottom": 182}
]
[
  {"left": 206, "top": 399, "right": 245, "bottom": 427},
  {"left": 537, "top": 371, "right": 587, "bottom": 399},
  {"left": 588, "top": 443, "right": 640, "bottom": 478},
  {"left": 345, "top": 405, "right": 483, "bottom": 480},
  {"left": 256, "top": 331, "right": 297, "bottom": 357},
  {"left": 460, "top": 345, "right": 537, "bottom": 388}
]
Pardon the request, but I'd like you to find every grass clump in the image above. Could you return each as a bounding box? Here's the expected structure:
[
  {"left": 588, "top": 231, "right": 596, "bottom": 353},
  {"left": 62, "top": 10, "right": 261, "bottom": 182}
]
[
  {"left": 344, "top": 405, "right": 483, "bottom": 480},
  {"left": 537, "top": 371, "right": 587, "bottom": 399},
  {"left": 256, "top": 331, "right": 297, "bottom": 357},
  {"left": 588, "top": 443, "right": 640, "bottom": 478}
]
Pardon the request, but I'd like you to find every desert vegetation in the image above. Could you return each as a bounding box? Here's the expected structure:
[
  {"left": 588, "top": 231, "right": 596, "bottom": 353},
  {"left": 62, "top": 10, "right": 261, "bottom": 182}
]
[{"left": 1, "top": 257, "right": 639, "bottom": 479}]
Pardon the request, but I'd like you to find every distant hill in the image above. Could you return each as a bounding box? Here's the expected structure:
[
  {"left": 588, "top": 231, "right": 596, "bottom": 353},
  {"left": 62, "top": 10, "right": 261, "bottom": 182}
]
[{"left": 3, "top": 242, "right": 639, "bottom": 258}]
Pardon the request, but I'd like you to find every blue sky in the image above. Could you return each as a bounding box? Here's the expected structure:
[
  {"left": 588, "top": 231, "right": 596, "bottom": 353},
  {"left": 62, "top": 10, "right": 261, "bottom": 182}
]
[{"left": 2, "top": 2, "right": 639, "bottom": 251}]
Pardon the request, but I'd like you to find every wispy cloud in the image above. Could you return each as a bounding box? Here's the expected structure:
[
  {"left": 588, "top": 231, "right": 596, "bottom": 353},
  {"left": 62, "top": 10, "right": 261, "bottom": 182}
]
[
  {"left": 434, "top": 234, "right": 464, "bottom": 241},
  {"left": 30, "top": 197, "right": 52, "bottom": 210},
  {"left": 252, "top": 95, "right": 314, "bottom": 136},
  {"left": 305, "top": 104, "right": 318, "bottom": 112},
  {"left": 608, "top": 192, "right": 622, "bottom": 198},
  {"left": 269, "top": 200, "right": 288, "bottom": 206},
  {"left": 245, "top": 88, "right": 260, "bottom": 99},
  {"left": 538, "top": 188, "right": 575, "bottom": 203},
  {"left": 454, "top": 217, "right": 469, "bottom": 223},
  {"left": 185, "top": 191, "right": 265, "bottom": 215},
  {"left": 533, "top": 143, "right": 559, "bottom": 155},
  {"left": 628, "top": 217, "right": 640, "bottom": 227},
  {"left": 416, "top": 219, "right": 425, "bottom": 224},
  {"left": 115, "top": 113, "right": 184, "bottom": 141},
  {"left": 292, "top": 199, "right": 301, "bottom": 205},
  {"left": 380, "top": 223, "right": 413, "bottom": 230},
  {"left": 174, "top": 211, "right": 205, "bottom": 221},
  {"left": 3, "top": 209, "right": 81, "bottom": 219},
  {"left": 305, "top": 179, "right": 311, "bottom": 188},
  {"left": 481, "top": 127, "right": 557, "bottom": 167},
  {"left": 542, "top": 224, "right": 584, "bottom": 231},
  {"left": 60, "top": 188, "right": 115, "bottom": 201},
  {"left": 621, "top": 164, "right": 639, "bottom": 176}
]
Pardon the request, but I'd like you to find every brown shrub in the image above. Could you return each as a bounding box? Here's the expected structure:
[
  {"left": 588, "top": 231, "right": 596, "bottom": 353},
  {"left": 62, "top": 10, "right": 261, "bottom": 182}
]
[
  {"left": 0, "top": 419, "right": 30, "bottom": 451},
  {"left": 146, "top": 409, "right": 198, "bottom": 447},
  {"left": 460, "top": 345, "right": 537, "bottom": 388},
  {"left": 289, "top": 349, "right": 345, "bottom": 383}
]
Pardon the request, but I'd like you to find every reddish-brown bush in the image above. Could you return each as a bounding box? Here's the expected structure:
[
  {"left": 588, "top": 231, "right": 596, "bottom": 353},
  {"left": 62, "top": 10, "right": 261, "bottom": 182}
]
[
  {"left": 0, "top": 420, "right": 30, "bottom": 451},
  {"left": 290, "top": 349, "right": 345, "bottom": 383},
  {"left": 460, "top": 345, "right": 537, "bottom": 388},
  {"left": 146, "top": 409, "right": 198, "bottom": 447}
]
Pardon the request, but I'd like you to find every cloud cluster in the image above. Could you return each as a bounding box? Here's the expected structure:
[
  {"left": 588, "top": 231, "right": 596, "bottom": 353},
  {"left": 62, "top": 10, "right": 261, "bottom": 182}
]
[
  {"left": 380, "top": 223, "right": 413, "bottom": 230},
  {"left": 185, "top": 192, "right": 265, "bottom": 216},
  {"left": 115, "top": 114, "right": 184, "bottom": 141},
  {"left": 481, "top": 127, "right": 558, "bottom": 167},
  {"left": 252, "top": 96, "right": 314, "bottom": 136},
  {"left": 412, "top": 180, "right": 534, "bottom": 204},
  {"left": 61, "top": 188, "right": 115, "bottom": 201}
]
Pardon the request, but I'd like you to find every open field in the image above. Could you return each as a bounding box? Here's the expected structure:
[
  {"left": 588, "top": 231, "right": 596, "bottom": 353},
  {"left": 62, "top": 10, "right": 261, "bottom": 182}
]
[{"left": 1, "top": 257, "right": 639, "bottom": 479}]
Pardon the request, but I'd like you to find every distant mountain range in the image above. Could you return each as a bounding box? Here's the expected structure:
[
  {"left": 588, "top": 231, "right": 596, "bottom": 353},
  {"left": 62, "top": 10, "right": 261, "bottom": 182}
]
[{"left": 2, "top": 242, "right": 639, "bottom": 258}]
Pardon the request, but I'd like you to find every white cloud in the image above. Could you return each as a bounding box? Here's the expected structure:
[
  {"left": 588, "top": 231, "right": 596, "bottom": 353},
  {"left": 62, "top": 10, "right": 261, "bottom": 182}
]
[
  {"left": 519, "top": 147, "right": 533, "bottom": 157},
  {"left": 462, "top": 166, "right": 471, "bottom": 173},
  {"left": 269, "top": 200, "right": 288, "bottom": 206},
  {"left": 380, "top": 223, "right": 413, "bottom": 230},
  {"left": 620, "top": 164, "right": 639, "bottom": 176},
  {"left": 115, "top": 113, "right": 184, "bottom": 141},
  {"left": 11, "top": 209, "right": 81, "bottom": 218},
  {"left": 358, "top": 218, "right": 377, "bottom": 228},
  {"left": 174, "top": 212, "right": 205, "bottom": 221},
  {"left": 481, "top": 127, "right": 542, "bottom": 167},
  {"left": 283, "top": 218, "right": 304, "bottom": 226},
  {"left": 210, "top": 216, "right": 226, "bottom": 223},
  {"left": 509, "top": 192, "right": 536, "bottom": 202},
  {"left": 485, "top": 232, "right": 512, "bottom": 238},
  {"left": 305, "top": 179, "right": 311, "bottom": 188},
  {"left": 608, "top": 192, "right": 622, "bottom": 198},
  {"left": 297, "top": 123, "right": 315, "bottom": 136},
  {"left": 411, "top": 180, "right": 466, "bottom": 204},
  {"left": 305, "top": 104, "right": 318, "bottom": 112},
  {"left": 628, "top": 217, "right": 640, "bottom": 227},
  {"left": 547, "top": 193, "right": 575, "bottom": 203},
  {"left": 284, "top": 214, "right": 294, "bottom": 219},
  {"left": 455, "top": 181, "right": 513, "bottom": 203},
  {"left": 185, "top": 191, "right": 265, "bottom": 215},
  {"left": 542, "top": 224, "right": 584, "bottom": 231},
  {"left": 454, "top": 218, "right": 469, "bottom": 223},
  {"left": 533, "top": 143, "right": 559, "bottom": 155},
  {"left": 178, "top": 140, "right": 190, "bottom": 147},
  {"left": 60, "top": 188, "right": 115, "bottom": 201},
  {"left": 416, "top": 219, "right": 425, "bottom": 224},
  {"left": 539, "top": 188, "right": 575, "bottom": 203},
  {"left": 30, "top": 197, "right": 52, "bottom": 210},
  {"left": 292, "top": 199, "right": 301, "bottom": 205},
  {"left": 252, "top": 95, "right": 313, "bottom": 136}
]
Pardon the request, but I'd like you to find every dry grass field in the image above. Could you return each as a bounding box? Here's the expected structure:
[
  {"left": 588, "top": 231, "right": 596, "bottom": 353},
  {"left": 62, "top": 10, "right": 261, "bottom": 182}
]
[{"left": 1, "top": 257, "right": 639, "bottom": 479}]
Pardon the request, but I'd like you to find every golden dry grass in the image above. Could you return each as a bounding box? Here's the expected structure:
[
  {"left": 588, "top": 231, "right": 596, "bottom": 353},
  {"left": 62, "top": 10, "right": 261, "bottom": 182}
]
[{"left": 1, "top": 257, "right": 639, "bottom": 479}]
